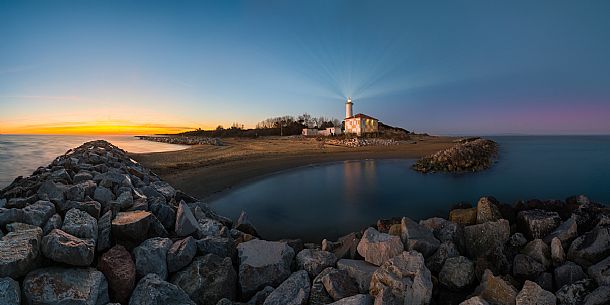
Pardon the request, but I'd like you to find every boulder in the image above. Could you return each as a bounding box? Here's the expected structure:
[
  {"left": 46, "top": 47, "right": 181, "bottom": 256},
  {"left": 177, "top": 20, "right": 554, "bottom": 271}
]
[
  {"left": 357, "top": 227, "right": 403, "bottom": 266},
  {"left": 296, "top": 249, "right": 337, "bottom": 278},
  {"left": 22, "top": 200, "right": 55, "bottom": 227},
  {"left": 476, "top": 197, "right": 502, "bottom": 224},
  {"left": 400, "top": 217, "right": 440, "bottom": 257},
  {"left": 66, "top": 184, "right": 86, "bottom": 201},
  {"left": 175, "top": 200, "right": 198, "bottom": 237},
  {"left": 535, "top": 272, "right": 554, "bottom": 293},
  {"left": 522, "top": 239, "right": 551, "bottom": 269},
  {"left": 171, "top": 254, "right": 237, "bottom": 305},
  {"left": 0, "top": 208, "right": 24, "bottom": 228},
  {"left": 517, "top": 210, "right": 561, "bottom": 240},
  {"left": 97, "top": 210, "right": 112, "bottom": 252},
  {"left": 37, "top": 180, "right": 65, "bottom": 204},
  {"left": 98, "top": 244, "right": 136, "bottom": 304},
  {"left": 112, "top": 211, "right": 152, "bottom": 247},
  {"left": 328, "top": 294, "right": 373, "bottom": 305},
  {"left": 439, "top": 256, "right": 475, "bottom": 290},
  {"left": 236, "top": 211, "right": 259, "bottom": 237},
  {"left": 587, "top": 256, "right": 610, "bottom": 286},
  {"left": 149, "top": 199, "right": 176, "bottom": 231},
  {"left": 551, "top": 237, "right": 566, "bottom": 267},
  {"left": 515, "top": 280, "right": 556, "bottom": 305},
  {"left": 0, "top": 226, "right": 42, "bottom": 277},
  {"left": 73, "top": 171, "right": 93, "bottom": 183},
  {"left": 262, "top": 270, "right": 311, "bottom": 305},
  {"left": 463, "top": 219, "right": 510, "bottom": 258},
  {"left": 62, "top": 208, "right": 98, "bottom": 240},
  {"left": 42, "top": 213, "right": 62, "bottom": 235},
  {"left": 322, "top": 232, "right": 360, "bottom": 260},
  {"left": 197, "top": 236, "right": 235, "bottom": 258},
  {"left": 336, "top": 259, "right": 378, "bottom": 294},
  {"left": 370, "top": 251, "right": 433, "bottom": 305},
  {"left": 555, "top": 279, "right": 596, "bottom": 305},
  {"left": 543, "top": 216, "right": 578, "bottom": 248},
  {"left": 419, "top": 217, "right": 460, "bottom": 243},
  {"left": 167, "top": 236, "right": 197, "bottom": 273},
  {"left": 151, "top": 181, "right": 176, "bottom": 200},
  {"left": 133, "top": 237, "right": 172, "bottom": 280},
  {"left": 426, "top": 240, "right": 460, "bottom": 273},
  {"left": 237, "top": 239, "right": 295, "bottom": 298},
  {"left": 23, "top": 267, "right": 109, "bottom": 305},
  {"left": 310, "top": 267, "right": 335, "bottom": 305},
  {"left": 583, "top": 286, "right": 610, "bottom": 305},
  {"left": 459, "top": 296, "right": 489, "bottom": 305},
  {"left": 0, "top": 277, "right": 20, "bottom": 305},
  {"left": 6, "top": 222, "right": 38, "bottom": 232},
  {"left": 513, "top": 254, "right": 545, "bottom": 280},
  {"left": 554, "top": 262, "right": 587, "bottom": 290},
  {"left": 41, "top": 229, "right": 95, "bottom": 266},
  {"left": 320, "top": 268, "right": 359, "bottom": 301},
  {"left": 567, "top": 227, "right": 610, "bottom": 267},
  {"left": 94, "top": 186, "right": 114, "bottom": 205},
  {"left": 509, "top": 233, "right": 528, "bottom": 248},
  {"left": 115, "top": 191, "right": 133, "bottom": 210},
  {"left": 474, "top": 269, "right": 517, "bottom": 305},
  {"left": 58, "top": 200, "right": 101, "bottom": 219},
  {"left": 129, "top": 273, "right": 195, "bottom": 305},
  {"left": 449, "top": 208, "right": 477, "bottom": 226}
]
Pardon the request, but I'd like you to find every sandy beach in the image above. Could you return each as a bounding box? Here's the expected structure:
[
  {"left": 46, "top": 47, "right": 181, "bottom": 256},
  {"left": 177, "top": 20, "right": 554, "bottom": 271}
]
[{"left": 131, "top": 135, "right": 457, "bottom": 199}]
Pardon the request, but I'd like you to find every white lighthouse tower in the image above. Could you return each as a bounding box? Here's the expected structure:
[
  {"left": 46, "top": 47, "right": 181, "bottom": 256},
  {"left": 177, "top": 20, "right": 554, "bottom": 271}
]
[{"left": 345, "top": 97, "right": 353, "bottom": 119}]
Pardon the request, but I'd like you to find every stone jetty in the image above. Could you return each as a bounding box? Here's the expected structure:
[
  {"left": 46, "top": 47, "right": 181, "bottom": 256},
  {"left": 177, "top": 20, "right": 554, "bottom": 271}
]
[
  {"left": 413, "top": 138, "right": 498, "bottom": 173},
  {"left": 1, "top": 140, "right": 610, "bottom": 305},
  {"left": 137, "top": 135, "right": 223, "bottom": 146}
]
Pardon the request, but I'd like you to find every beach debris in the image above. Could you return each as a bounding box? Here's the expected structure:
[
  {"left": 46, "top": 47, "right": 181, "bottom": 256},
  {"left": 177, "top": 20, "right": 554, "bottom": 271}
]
[{"left": 412, "top": 137, "right": 498, "bottom": 173}]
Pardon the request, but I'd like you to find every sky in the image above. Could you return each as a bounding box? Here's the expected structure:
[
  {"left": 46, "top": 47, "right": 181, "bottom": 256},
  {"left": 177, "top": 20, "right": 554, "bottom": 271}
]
[{"left": 1, "top": 1, "right": 610, "bottom": 135}]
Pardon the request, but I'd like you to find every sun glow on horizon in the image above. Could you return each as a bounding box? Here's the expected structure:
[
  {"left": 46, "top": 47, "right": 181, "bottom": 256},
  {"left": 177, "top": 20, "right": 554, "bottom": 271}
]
[{"left": 1, "top": 121, "right": 198, "bottom": 135}]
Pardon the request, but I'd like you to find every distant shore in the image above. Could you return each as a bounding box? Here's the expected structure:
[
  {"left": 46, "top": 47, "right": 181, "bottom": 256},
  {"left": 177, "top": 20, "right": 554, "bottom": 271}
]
[{"left": 131, "top": 135, "right": 457, "bottom": 199}]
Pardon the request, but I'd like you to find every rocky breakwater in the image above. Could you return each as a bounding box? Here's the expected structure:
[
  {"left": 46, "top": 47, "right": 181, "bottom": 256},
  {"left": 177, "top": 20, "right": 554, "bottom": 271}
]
[
  {"left": 1, "top": 140, "right": 610, "bottom": 305},
  {"left": 137, "top": 135, "right": 223, "bottom": 146},
  {"left": 325, "top": 138, "right": 399, "bottom": 147},
  {"left": 413, "top": 137, "right": 498, "bottom": 173}
]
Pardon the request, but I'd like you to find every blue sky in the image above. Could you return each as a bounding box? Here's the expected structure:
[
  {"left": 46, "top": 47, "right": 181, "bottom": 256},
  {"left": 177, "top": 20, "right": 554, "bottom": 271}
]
[{"left": 1, "top": 1, "right": 610, "bottom": 134}]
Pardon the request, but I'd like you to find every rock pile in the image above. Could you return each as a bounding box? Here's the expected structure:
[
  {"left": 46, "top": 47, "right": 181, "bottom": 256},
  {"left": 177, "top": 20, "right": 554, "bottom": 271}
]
[
  {"left": 325, "top": 138, "right": 399, "bottom": 147},
  {"left": 1, "top": 140, "right": 610, "bottom": 305},
  {"left": 413, "top": 138, "right": 498, "bottom": 173},
  {"left": 137, "top": 135, "right": 224, "bottom": 146}
]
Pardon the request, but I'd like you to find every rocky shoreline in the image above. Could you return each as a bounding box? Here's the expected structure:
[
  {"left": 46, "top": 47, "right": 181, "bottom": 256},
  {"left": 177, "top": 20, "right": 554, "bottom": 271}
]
[
  {"left": 412, "top": 138, "right": 499, "bottom": 173},
  {"left": 137, "top": 135, "right": 224, "bottom": 146},
  {"left": 1, "top": 140, "right": 610, "bottom": 305}
]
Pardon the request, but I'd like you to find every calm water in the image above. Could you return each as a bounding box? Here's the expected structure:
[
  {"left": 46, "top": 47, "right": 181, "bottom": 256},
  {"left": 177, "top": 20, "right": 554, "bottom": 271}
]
[
  {"left": 211, "top": 136, "right": 610, "bottom": 241},
  {"left": 0, "top": 135, "right": 187, "bottom": 188}
]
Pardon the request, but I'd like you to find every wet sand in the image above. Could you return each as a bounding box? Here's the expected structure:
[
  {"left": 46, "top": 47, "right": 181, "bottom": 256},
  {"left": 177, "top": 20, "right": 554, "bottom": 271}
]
[{"left": 131, "top": 135, "right": 457, "bottom": 199}]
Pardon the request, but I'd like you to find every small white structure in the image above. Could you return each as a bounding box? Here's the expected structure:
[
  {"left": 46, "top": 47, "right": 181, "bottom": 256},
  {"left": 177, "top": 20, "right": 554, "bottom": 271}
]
[
  {"left": 302, "top": 126, "right": 342, "bottom": 137},
  {"left": 343, "top": 97, "right": 379, "bottom": 136},
  {"left": 326, "top": 126, "right": 342, "bottom": 135},
  {"left": 302, "top": 128, "right": 319, "bottom": 136}
]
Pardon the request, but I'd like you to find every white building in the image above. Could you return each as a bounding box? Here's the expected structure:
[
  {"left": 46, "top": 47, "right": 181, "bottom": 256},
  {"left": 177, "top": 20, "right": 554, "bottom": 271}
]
[
  {"left": 343, "top": 97, "right": 379, "bottom": 136},
  {"left": 302, "top": 126, "right": 342, "bottom": 137}
]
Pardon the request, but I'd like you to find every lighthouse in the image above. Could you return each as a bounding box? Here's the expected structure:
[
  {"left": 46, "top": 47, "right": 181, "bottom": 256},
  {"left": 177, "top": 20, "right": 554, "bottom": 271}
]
[{"left": 345, "top": 97, "right": 353, "bottom": 119}]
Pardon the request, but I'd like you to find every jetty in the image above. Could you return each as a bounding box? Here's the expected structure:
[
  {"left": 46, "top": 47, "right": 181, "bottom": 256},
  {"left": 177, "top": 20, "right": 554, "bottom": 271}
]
[{"left": 1, "top": 140, "right": 609, "bottom": 305}]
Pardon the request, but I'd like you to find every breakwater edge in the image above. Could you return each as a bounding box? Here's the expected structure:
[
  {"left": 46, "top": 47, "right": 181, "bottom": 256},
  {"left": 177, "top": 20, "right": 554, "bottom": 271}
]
[{"left": 1, "top": 140, "right": 609, "bottom": 305}]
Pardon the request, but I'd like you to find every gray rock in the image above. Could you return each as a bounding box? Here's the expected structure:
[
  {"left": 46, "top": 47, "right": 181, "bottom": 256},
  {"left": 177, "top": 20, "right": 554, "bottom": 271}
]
[
  {"left": 111, "top": 211, "right": 152, "bottom": 247},
  {"left": 296, "top": 249, "right": 337, "bottom": 278},
  {"left": 370, "top": 251, "right": 433, "bottom": 305},
  {"left": 236, "top": 211, "right": 259, "bottom": 237},
  {"left": 517, "top": 210, "right": 561, "bottom": 240},
  {"left": 134, "top": 237, "right": 172, "bottom": 280},
  {"left": 171, "top": 254, "right": 237, "bottom": 305},
  {"left": 41, "top": 229, "right": 95, "bottom": 266},
  {"left": 522, "top": 239, "right": 552, "bottom": 269},
  {"left": 419, "top": 217, "right": 460, "bottom": 243},
  {"left": 476, "top": 197, "right": 502, "bottom": 224},
  {"left": 51, "top": 168, "right": 72, "bottom": 183},
  {"left": 116, "top": 191, "right": 133, "bottom": 210},
  {"left": 588, "top": 256, "right": 610, "bottom": 286},
  {"left": 129, "top": 273, "right": 195, "bottom": 305},
  {"left": 246, "top": 286, "right": 274, "bottom": 305},
  {"left": 322, "top": 232, "right": 360, "bottom": 260},
  {"left": 400, "top": 217, "right": 440, "bottom": 258},
  {"left": 474, "top": 269, "right": 517, "bottom": 305},
  {"left": 320, "top": 268, "right": 358, "bottom": 301},
  {"left": 73, "top": 171, "right": 93, "bottom": 183},
  {"left": 357, "top": 227, "right": 403, "bottom": 266},
  {"left": 151, "top": 181, "right": 176, "bottom": 200},
  {"left": 62, "top": 208, "right": 98, "bottom": 240},
  {"left": 175, "top": 200, "right": 198, "bottom": 237},
  {"left": 555, "top": 279, "right": 596, "bottom": 305},
  {"left": 94, "top": 186, "right": 114, "bottom": 205},
  {"left": 147, "top": 214, "right": 169, "bottom": 237},
  {"left": 463, "top": 219, "right": 510, "bottom": 258},
  {"left": 336, "top": 259, "right": 378, "bottom": 294},
  {"left": 66, "top": 184, "right": 86, "bottom": 201},
  {"left": 237, "top": 239, "right": 295, "bottom": 298},
  {"left": 513, "top": 254, "right": 545, "bottom": 280},
  {"left": 515, "top": 280, "right": 556, "bottom": 305},
  {"left": 197, "top": 218, "right": 224, "bottom": 238},
  {"left": 426, "top": 240, "right": 460, "bottom": 274},
  {"left": 149, "top": 198, "right": 175, "bottom": 231},
  {"left": 197, "top": 236, "right": 235, "bottom": 258},
  {"left": 97, "top": 210, "right": 112, "bottom": 252},
  {"left": 567, "top": 227, "right": 610, "bottom": 267},
  {"left": 0, "top": 226, "right": 42, "bottom": 277},
  {"left": 328, "top": 294, "right": 373, "bottom": 305},
  {"left": 554, "top": 261, "right": 587, "bottom": 290},
  {"left": 0, "top": 208, "right": 24, "bottom": 227},
  {"left": 0, "top": 277, "right": 20, "bottom": 305},
  {"left": 459, "top": 296, "right": 489, "bottom": 305},
  {"left": 509, "top": 233, "right": 528, "bottom": 248},
  {"left": 58, "top": 200, "right": 101, "bottom": 219},
  {"left": 42, "top": 213, "right": 62, "bottom": 235},
  {"left": 6, "top": 222, "right": 39, "bottom": 232},
  {"left": 583, "top": 286, "right": 610, "bottom": 305},
  {"left": 551, "top": 237, "right": 566, "bottom": 267},
  {"left": 262, "top": 270, "right": 311, "bottom": 305},
  {"left": 543, "top": 216, "right": 578, "bottom": 248},
  {"left": 23, "top": 267, "right": 109, "bottom": 305},
  {"left": 37, "top": 180, "right": 65, "bottom": 203},
  {"left": 140, "top": 185, "right": 165, "bottom": 201},
  {"left": 310, "top": 267, "right": 335, "bottom": 305},
  {"left": 167, "top": 236, "right": 197, "bottom": 273},
  {"left": 439, "top": 256, "right": 475, "bottom": 290},
  {"left": 22, "top": 200, "right": 55, "bottom": 227},
  {"left": 535, "top": 272, "right": 554, "bottom": 292}
]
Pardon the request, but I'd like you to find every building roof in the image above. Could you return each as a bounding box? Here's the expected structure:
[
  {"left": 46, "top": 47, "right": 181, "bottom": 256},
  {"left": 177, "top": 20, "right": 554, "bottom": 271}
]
[{"left": 345, "top": 113, "right": 378, "bottom": 121}]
